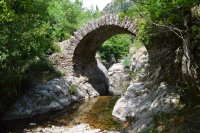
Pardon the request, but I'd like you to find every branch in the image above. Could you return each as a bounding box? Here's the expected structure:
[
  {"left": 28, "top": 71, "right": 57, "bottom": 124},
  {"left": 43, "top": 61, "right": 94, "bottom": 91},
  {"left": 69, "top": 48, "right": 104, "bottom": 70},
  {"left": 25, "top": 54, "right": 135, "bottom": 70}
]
[
  {"left": 151, "top": 22, "right": 184, "bottom": 39},
  {"left": 126, "top": 0, "right": 185, "bottom": 39}
]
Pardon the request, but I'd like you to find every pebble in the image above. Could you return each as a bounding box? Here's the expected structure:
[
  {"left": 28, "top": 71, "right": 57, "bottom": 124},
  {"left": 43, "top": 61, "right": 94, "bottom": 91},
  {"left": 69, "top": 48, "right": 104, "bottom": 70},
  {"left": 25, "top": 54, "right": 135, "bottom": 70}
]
[{"left": 29, "top": 123, "right": 37, "bottom": 126}]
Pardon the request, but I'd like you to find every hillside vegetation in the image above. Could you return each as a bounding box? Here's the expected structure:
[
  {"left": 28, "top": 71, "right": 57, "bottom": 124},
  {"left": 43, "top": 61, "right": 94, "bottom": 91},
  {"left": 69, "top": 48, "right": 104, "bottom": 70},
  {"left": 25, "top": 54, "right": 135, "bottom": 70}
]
[{"left": 0, "top": 0, "right": 101, "bottom": 116}]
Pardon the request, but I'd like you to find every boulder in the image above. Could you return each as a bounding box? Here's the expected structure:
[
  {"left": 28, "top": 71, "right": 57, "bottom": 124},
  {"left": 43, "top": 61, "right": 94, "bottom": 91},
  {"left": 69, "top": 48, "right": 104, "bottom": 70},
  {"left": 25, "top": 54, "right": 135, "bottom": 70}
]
[
  {"left": 112, "top": 82, "right": 180, "bottom": 132},
  {"left": 67, "top": 76, "right": 100, "bottom": 100},
  {"left": 2, "top": 75, "right": 102, "bottom": 121},
  {"left": 108, "top": 63, "right": 131, "bottom": 95},
  {"left": 95, "top": 59, "right": 110, "bottom": 94},
  {"left": 73, "top": 59, "right": 109, "bottom": 95},
  {"left": 2, "top": 78, "right": 72, "bottom": 120}
]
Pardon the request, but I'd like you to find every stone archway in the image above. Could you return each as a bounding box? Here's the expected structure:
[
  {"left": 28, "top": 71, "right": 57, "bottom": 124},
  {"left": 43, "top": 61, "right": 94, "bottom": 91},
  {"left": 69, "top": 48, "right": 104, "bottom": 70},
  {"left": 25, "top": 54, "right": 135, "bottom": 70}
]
[{"left": 64, "top": 14, "right": 137, "bottom": 95}]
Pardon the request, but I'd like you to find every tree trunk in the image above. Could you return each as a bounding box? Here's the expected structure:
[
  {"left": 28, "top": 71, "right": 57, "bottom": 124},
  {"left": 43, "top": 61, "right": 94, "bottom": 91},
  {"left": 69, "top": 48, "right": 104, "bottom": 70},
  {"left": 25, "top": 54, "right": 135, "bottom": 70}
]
[{"left": 182, "top": 12, "right": 200, "bottom": 90}]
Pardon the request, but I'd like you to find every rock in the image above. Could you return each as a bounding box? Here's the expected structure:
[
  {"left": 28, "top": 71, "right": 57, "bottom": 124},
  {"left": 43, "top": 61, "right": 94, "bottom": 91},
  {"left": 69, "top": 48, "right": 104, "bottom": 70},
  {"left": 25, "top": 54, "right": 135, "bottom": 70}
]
[
  {"left": 112, "top": 82, "right": 180, "bottom": 132},
  {"left": 2, "top": 74, "right": 104, "bottom": 120},
  {"left": 26, "top": 123, "right": 120, "bottom": 133},
  {"left": 108, "top": 63, "right": 131, "bottom": 95},
  {"left": 2, "top": 78, "right": 72, "bottom": 120},
  {"left": 102, "top": 0, "right": 134, "bottom": 15},
  {"left": 67, "top": 76, "right": 100, "bottom": 99},
  {"left": 97, "top": 59, "right": 109, "bottom": 80},
  {"left": 130, "top": 46, "right": 149, "bottom": 81},
  {"left": 29, "top": 123, "right": 37, "bottom": 126},
  {"left": 95, "top": 59, "right": 109, "bottom": 94},
  {"left": 2, "top": 67, "right": 106, "bottom": 120},
  {"left": 78, "top": 60, "right": 109, "bottom": 95}
]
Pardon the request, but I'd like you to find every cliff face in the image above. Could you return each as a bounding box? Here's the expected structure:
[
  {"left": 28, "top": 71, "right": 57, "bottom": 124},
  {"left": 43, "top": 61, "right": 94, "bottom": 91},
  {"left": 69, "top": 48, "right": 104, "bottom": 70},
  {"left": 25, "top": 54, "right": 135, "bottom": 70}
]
[{"left": 102, "top": 0, "right": 134, "bottom": 14}]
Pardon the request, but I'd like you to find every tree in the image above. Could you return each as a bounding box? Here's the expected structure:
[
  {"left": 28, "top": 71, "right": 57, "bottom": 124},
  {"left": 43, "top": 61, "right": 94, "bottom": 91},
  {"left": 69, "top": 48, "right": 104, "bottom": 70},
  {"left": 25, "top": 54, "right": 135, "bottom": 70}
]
[
  {"left": 0, "top": 0, "right": 51, "bottom": 84},
  {"left": 47, "top": 0, "right": 102, "bottom": 42},
  {"left": 47, "top": 0, "right": 85, "bottom": 41},
  {"left": 123, "top": 0, "right": 200, "bottom": 90},
  {"left": 0, "top": 0, "right": 104, "bottom": 111}
]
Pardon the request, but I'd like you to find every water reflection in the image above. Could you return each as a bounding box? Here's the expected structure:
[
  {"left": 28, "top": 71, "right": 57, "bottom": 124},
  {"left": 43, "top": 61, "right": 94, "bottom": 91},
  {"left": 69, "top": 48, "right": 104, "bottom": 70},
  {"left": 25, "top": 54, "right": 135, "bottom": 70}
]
[{"left": 1, "top": 96, "right": 131, "bottom": 132}]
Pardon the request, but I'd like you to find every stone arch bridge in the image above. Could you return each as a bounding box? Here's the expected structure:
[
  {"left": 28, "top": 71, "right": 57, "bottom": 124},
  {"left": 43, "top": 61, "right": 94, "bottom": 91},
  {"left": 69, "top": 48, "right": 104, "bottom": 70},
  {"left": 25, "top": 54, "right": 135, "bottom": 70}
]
[{"left": 54, "top": 14, "right": 137, "bottom": 95}]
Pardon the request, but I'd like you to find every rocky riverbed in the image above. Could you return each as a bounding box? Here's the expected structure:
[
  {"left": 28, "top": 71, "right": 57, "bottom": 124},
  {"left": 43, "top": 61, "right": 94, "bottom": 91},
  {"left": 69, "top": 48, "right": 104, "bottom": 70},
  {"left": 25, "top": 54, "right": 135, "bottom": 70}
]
[
  {"left": 25, "top": 123, "right": 119, "bottom": 133},
  {"left": 1, "top": 96, "right": 129, "bottom": 133}
]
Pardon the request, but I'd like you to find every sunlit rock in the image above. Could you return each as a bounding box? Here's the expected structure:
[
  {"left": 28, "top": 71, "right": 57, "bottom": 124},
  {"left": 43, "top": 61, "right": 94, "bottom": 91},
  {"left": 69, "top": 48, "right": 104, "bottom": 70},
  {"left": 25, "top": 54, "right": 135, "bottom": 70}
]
[
  {"left": 112, "top": 82, "right": 180, "bottom": 132},
  {"left": 108, "top": 63, "right": 130, "bottom": 95}
]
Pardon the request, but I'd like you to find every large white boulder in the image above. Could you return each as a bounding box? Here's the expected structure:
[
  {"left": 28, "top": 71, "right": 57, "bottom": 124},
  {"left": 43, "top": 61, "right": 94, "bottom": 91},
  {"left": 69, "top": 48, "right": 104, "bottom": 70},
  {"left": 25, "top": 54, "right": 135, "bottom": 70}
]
[
  {"left": 112, "top": 82, "right": 180, "bottom": 132},
  {"left": 108, "top": 63, "right": 130, "bottom": 95}
]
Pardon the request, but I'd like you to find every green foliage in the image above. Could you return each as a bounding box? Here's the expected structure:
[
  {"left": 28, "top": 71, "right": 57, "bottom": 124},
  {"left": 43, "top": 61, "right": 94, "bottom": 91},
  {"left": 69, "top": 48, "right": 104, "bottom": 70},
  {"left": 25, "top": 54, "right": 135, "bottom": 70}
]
[
  {"left": 0, "top": 1, "right": 14, "bottom": 22},
  {"left": 47, "top": 0, "right": 102, "bottom": 42},
  {"left": 0, "top": 0, "right": 52, "bottom": 84},
  {"left": 131, "top": 37, "right": 143, "bottom": 48},
  {"left": 122, "top": 0, "right": 200, "bottom": 45},
  {"left": 86, "top": 5, "right": 102, "bottom": 19},
  {"left": 47, "top": 0, "right": 82, "bottom": 41},
  {"left": 26, "top": 59, "right": 54, "bottom": 74},
  {"left": 24, "top": 58, "right": 62, "bottom": 83},
  {"left": 0, "top": 0, "right": 102, "bottom": 115},
  {"left": 122, "top": 56, "right": 140, "bottom": 80},
  {"left": 122, "top": 56, "right": 132, "bottom": 69},
  {"left": 0, "top": 0, "right": 101, "bottom": 85},
  {"left": 120, "top": 0, "right": 200, "bottom": 89},
  {"left": 69, "top": 84, "right": 76, "bottom": 95},
  {"left": 99, "top": 34, "right": 132, "bottom": 62},
  {"left": 49, "top": 43, "right": 62, "bottom": 53},
  {"left": 128, "top": 71, "right": 138, "bottom": 80}
]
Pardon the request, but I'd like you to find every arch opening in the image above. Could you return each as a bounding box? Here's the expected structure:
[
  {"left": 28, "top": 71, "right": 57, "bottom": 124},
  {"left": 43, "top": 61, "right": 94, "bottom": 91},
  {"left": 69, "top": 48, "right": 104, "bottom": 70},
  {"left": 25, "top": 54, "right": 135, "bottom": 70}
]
[{"left": 98, "top": 34, "right": 133, "bottom": 69}]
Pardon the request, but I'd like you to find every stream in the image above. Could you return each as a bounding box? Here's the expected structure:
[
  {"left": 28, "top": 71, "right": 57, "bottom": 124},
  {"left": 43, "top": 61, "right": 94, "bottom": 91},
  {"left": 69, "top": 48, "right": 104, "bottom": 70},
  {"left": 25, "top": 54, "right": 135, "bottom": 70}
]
[{"left": 1, "top": 96, "right": 131, "bottom": 133}]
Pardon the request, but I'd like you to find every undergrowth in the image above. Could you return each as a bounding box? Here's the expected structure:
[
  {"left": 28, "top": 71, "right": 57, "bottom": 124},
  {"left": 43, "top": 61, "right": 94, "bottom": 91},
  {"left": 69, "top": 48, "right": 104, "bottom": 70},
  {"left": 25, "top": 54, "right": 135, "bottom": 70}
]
[{"left": 142, "top": 92, "right": 200, "bottom": 133}]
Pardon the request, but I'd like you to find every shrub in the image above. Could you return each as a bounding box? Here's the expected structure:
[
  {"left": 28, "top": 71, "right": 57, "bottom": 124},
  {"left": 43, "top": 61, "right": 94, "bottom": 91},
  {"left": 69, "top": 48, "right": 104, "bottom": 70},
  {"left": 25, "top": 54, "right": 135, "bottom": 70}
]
[
  {"left": 48, "top": 43, "right": 62, "bottom": 54},
  {"left": 98, "top": 34, "right": 133, "bottom": 62},
  {"left": 69, "top": 84, "right": 76, "bottom": 95},
  {"left": 122, "top": 56, "right": 132, "bottom": 69},
  {"left": 24, "top": 58, "right": 62, "bottom": 84}
]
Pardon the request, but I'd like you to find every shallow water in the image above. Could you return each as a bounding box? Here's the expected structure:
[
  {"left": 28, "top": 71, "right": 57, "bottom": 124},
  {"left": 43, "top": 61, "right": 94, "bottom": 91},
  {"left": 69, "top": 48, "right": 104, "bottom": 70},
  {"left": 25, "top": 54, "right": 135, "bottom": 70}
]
[{"left": 1, "top": 96, "right": 130, "bottom": 133}]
